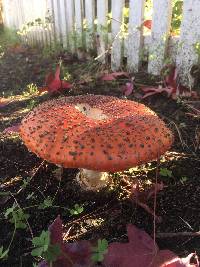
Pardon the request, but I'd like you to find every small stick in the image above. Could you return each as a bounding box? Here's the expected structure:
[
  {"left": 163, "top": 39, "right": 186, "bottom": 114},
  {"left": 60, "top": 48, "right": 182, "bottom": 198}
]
[
  {"left": 16, "top": 160, "right": 45, "bottom": 195},
  {"left": 156, "top": 231, "right": 200, "bottom": 238}
]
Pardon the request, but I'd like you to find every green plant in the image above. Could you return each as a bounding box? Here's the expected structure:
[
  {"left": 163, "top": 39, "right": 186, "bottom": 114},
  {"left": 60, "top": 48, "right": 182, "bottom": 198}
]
[
  {"left": 24, "top": 83, "right": 39, "bottom": 96},
  {"left": 171, "top": 0, "right": 183, "bottom": 35},
  {"left": 5, "top": 204, "right": 30, "bottom": 229},
  {"left": 69, "top": 204, "right": 84, "bottom": 215},
  {"left": 0, "top": 246, "right": 9, "bottom": 260},
  {"left": 31, "top": 231, "right": 61, "bottom": 262},
  {"left": 180, "top": 176, "right": 188, "bottom": 184},
  {"left": 159, "top": 168, "right": 173, "bottom": 178},
  {"left": 91, "top": 239, "right": 108, "bottom": 262},
  {"left": 27, "top": 100, "right": 38, "bottom": 110},
  {"left": 38, "top": 197, "right": 53, "bottom": 210}
]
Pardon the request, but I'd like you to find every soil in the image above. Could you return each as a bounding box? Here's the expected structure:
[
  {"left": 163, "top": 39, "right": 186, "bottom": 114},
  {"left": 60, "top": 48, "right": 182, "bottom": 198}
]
[{"left": 0, "top": 46, "right": 200, "bottom": 267}]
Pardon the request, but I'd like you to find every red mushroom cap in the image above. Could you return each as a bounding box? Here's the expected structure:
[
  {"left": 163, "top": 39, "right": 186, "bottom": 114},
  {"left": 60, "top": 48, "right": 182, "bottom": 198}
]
[{"left": 20, "top": 95, "right": 173, "bottom": 171}]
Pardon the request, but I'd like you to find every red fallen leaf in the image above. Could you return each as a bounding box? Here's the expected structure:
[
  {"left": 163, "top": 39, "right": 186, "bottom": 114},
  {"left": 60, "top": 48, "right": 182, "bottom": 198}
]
[
  {"left": 39, "top": 216, "right": 199, "bottom": 267},
  {"left": 101, "top": 72, "right": 129, "bottom": 81},
  {"left": 2, "top": 123, "right": 21, "bottom": 134},
  {"left": 141, "top": 66, "right": 198, "bottom": 99},
  {"left": 39, "top": 215, "right": 93, "bottom": 267},
  {"left": 39, "top": 64, "right": 72, "bottom": 94},
  {"left": 121, "top": 82, "right": 134, "bottom": 96},
  {"left": 0, "top": 98, "right": 14, "bottom": 108},
  {"left": 141, "top": 86, "right": 174, "bottom": 99},
  {"left": 143, "top": 19, "right": 152, "bottom": 29},
  {"left": 130, "top": 181, "right": 165, "bottom": 222},
  {"left": 165, "top": 66, "right": 178, "bottom": 89},
  {"left": 103, "top": 224, "right": 198, "bottom": 267}
]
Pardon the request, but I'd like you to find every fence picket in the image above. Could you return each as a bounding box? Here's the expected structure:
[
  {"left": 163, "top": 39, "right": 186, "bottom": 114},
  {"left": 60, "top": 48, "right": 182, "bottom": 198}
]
[
  {"left": 111, "top": 0, "right": 124, "bottom": 70},
  {"left": 176, "top": 0, "right": 200, "bottom": 86},
  {"left": 59, "top": 0, "right": 68, "bottom": 48},
  {"left": 52, "top": 0, "right": 61, "bottom": 43},
  {"left": 148, "top": 0, "right": 172, "bottom": 75},
  {"left": 65, "top": 0, "right": 75, "bottom": 52},
  {"left": 85, "top": 0, "right": 95, "bottom": 51},
  {"left": 74, "top": 0, "right": 83, "bottom": 50},
  {"left": 97, "top": 0, "right": 108, "bottom": 63},
  {"left": 46, "top": 0, "right": 55, "bottom": 46},
  {"left": 127, "top": 0, "right": 145, "bottom": 72}
]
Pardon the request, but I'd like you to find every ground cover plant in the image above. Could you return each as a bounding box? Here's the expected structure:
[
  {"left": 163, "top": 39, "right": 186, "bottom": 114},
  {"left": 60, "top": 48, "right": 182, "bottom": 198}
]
[{"left": 0, "top": 25, "right": 200, "bottom": 267}]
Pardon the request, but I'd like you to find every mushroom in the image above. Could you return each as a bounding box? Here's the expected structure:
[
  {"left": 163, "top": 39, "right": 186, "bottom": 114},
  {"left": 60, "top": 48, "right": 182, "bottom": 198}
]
[{"left": 19, "top": 95, "right": 173, "bottom": 190}]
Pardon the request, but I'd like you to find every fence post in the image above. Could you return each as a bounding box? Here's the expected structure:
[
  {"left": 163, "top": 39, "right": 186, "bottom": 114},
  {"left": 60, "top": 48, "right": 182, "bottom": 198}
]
[
  {"left": 85, "top": 0, "right": 95, "bottom": 51},
  {"left": 0, "top": 0, "right": 3, "bottom": 31},
  {"left": 176, "top": 0, "right": 200, "bottom": 86},
  {"left": 127, "top": 0, "right": 145, "bottom": 72},
  {"left": 111, "top": 0, "right": 124, "bottom": 71},
  {"left": 65, "top": 0, "right": 75, "bottom": 52},
  {"left": 59, "top": 0, "right": 68, "bottom": 48},
  {"left": 46, "top": 0, "right": 56, "bottom": 46},
  {"left": 74, "top": 0, "right": 83, "bottom": 50},
  {"left": 97, "top": 0, "right": 108, "bottom": 63},
  {"left": 148, "top": 0, "right": 172, "bottom": 75},
  {"left": 52, "top": 0, "right": 62, "bottom": 44}
]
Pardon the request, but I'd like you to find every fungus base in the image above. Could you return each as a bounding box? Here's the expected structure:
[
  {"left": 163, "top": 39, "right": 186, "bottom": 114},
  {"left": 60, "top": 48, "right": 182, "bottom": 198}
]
[{"left": 76, "top": 169, "right": 110, "bottom": 191}]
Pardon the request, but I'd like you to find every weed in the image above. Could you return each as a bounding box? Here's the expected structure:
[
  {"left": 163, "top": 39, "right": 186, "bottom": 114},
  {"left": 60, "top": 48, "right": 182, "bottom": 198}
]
[
  {"left": 31, "top": 231, "right": 61, "bottom": 262},
  {"left": 27, "top": 99, "right": 38, "bottom": 110},
  {"left": 180, "top": 176, "right": 188, "bottom": 184},
  {"left": 4, "top": 204, "right": 30, "bottom": 229},
  {"left": 69, "top": 204, "right": 84, "bottom": 215},
  {"left": 38, "top": 197, "right": 53, "bottom": 210},
  {"left": 91, "top": 239, "right": 108, "bottom": 262},
  {"left": 23, "top": 83, "right": 39, "bottom": 96},
  {"left": 0, "top": 246, "right": 9, "bottom": 260},
  {"left": 159, "top": 168, "right": 173, "bottom": 178}
]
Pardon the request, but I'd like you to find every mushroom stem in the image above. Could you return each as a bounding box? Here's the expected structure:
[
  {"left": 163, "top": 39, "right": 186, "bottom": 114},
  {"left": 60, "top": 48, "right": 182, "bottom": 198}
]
[{"left": 76, "top": 169, "right": 110, "bottom": 191}]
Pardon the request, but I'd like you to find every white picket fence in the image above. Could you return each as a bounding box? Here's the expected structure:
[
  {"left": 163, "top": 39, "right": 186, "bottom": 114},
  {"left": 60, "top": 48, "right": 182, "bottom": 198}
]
[{"left": 2, "top": 0, "right": 200, "bottom": 85}]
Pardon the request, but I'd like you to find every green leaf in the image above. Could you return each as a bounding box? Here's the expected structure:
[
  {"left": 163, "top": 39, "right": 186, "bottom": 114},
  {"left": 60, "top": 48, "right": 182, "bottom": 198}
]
[
  {"left": 32, "top": 231, "right": 50, "bottom": 249},
  {"left": 91, "top": 252, "right": 104, "bottom": 262},
  {"left": 26, "top": 192, "right": 34, "bottom": 200},
  {"left": 8, "top": 208, "right": 30, "bottom": 229},
  {"left": 43, "top": 244, "right": 61, "bottom": 262},
  {"left": 31, "top": 247, "right": 44, "bottom": 257},
  {"left": 69, "top": 204, "right": 84, "bottom": 215},
  {"left": 159, "top": 168, "right": 172, "bottom": 177},
  {"left": 97, "top": 239, "right": 108, "bottom": 252},
  {"left": 4, "top": 207, "right": 15, "bottom": 218},
  {"left": 38, "top": 197, "right": 53, "bottom": 210},
  {"left": 91, "top": 239, "right": 108, "bottom": 262},
  {"left": 180, "top": 176, "right": 188, "bottom": 184},
  {"left": 0, "top": 246, "right": 9, "bottom": 259}
]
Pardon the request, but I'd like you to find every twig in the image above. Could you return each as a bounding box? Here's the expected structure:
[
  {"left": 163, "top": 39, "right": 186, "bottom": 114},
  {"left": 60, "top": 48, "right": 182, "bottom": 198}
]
[
  {"left": 153, "top": 157, "right": 160, "bottom": 246},
  {"left": 16, "top": 160, "right": 45, "bottom": 195},
  {"left": 156, "top": 231, "right": 200, "bottom": 238}
]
